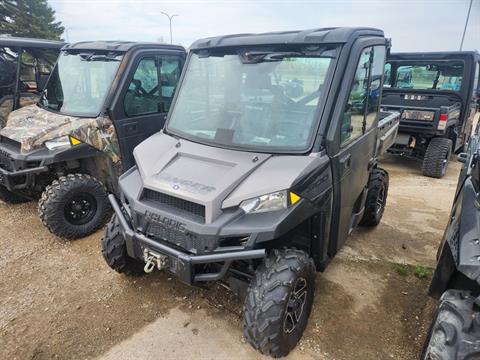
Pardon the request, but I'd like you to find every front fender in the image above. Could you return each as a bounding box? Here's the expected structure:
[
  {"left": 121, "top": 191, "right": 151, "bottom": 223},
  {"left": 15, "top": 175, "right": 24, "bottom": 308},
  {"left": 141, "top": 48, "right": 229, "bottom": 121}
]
[{"left": 429, "top": 178, "right": 480, "bottom": 298}]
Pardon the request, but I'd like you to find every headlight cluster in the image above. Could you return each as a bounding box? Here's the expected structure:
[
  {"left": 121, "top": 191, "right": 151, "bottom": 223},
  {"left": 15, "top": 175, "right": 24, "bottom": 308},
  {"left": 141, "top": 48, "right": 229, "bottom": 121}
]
[
  {"left": 44, "top": 136, "right": 82, "bottom": 151},
  {"left": 239, "top": 190, "right": 301, "bottom": 214}
]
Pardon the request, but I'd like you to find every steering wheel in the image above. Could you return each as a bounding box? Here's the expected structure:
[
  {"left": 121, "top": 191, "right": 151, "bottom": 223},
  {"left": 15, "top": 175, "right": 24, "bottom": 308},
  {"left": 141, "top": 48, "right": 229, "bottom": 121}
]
[
  {"left": 132, "top": 79, "right": 147, "bottom": 96},
  {"left": 295, "top": 90, "right": 321, "bottom": 106},
  {"left": 274, "top": 118, "right": 307, "bottom": 140},
  {"left": 222, "top": 108, "right": 243, "bottom": 129}
]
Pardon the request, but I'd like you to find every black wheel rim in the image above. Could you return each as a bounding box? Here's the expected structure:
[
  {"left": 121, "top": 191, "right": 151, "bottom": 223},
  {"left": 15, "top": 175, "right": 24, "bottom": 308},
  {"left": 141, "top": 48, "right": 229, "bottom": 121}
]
[
  {"left": 376, "top": 186, "right": 386, "bottom": 215},
  {"left": 64, "top": 192, "right": 97, "bottom": 225},
  {"left": 441, "top": 150, "right": 451, "bottom": 176},
  {"left": 283, "top": 277, "right": 308, "bottom": 334}
]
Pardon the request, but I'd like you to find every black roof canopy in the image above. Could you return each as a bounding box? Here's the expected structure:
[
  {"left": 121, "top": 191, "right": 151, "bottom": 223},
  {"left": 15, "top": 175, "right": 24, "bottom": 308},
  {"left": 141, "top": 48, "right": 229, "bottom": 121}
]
[
  {"left": 388, "top": 51, "right": 480, "bottom": 62},
  {"left": 0, "top": 36, "right": 65, "bottom": 49},
  {"left": 190, "top": 27, "right": 384, "bottom": 50},
  {"left": 63, "top": 40, "right": 185, "bottom": 53}
]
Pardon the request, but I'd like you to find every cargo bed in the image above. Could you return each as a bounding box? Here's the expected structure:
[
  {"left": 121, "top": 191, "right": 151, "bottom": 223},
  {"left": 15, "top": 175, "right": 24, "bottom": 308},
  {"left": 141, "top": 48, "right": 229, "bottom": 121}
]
[{"left": 377, "top": 111, "right": 400, "bottom": 155}]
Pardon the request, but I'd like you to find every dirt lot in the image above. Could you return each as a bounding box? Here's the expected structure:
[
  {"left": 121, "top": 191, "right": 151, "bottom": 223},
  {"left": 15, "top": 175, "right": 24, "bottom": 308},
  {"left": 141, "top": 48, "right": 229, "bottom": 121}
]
[{"left": 0, "top": 155, "right": 462, "bottom": 360}]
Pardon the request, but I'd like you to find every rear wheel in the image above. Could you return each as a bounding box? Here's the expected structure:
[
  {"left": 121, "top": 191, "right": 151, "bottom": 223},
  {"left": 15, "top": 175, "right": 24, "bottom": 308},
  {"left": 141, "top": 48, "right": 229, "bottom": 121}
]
[
  {"left": 38, "top": 173, "right": 111, "bottom": 239},
  {"left": 101, "top": 215, "right": 145, "bottom": 276},
  {"left": 243, "top": 249, "right": 315, "bottom": 358},
  {"left": 421, "top": 290, "right": 480, "bottom": 360},
  {"left": 359, "top": 168, "right": 389, "bottom": 227},
  {"left": 0, "top": 185, "right": 29, "bottom": 204},
  {"left": 422, "top": 137, "right": 453, "bottom": 178}
]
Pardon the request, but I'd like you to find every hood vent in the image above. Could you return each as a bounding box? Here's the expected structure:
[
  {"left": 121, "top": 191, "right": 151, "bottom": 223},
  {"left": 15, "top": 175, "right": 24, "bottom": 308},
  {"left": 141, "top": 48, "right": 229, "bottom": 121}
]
[{"left": 141, "top": 188, "right": 205, "bottom": 223}]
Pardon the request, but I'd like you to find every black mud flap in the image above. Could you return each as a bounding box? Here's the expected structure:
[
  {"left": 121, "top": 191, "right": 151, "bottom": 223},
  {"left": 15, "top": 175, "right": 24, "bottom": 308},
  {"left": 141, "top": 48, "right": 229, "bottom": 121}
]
[{"left": 429, "top": 242, "right": 457, "bottom": 299}]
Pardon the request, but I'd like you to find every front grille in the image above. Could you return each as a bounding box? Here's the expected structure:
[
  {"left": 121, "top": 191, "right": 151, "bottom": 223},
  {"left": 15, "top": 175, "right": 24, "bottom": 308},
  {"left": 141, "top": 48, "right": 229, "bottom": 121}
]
[
  {"left": 0, "top": 149, "right": 13, "bottom": 171},
  {"left": 146, "top": 222, "right": 190, "bottom": 248},
  {"left": 144, "top": 222, "right": 218, "bottom": 253},
  {"left": 142, "top": 189, "right": 205, "bottom": 222}
]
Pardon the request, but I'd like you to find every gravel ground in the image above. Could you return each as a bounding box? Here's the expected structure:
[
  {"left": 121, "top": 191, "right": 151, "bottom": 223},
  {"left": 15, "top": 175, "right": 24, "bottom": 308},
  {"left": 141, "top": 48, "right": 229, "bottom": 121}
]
[{"left": 0, "top": 154, "right": 463, "bottom": 360}]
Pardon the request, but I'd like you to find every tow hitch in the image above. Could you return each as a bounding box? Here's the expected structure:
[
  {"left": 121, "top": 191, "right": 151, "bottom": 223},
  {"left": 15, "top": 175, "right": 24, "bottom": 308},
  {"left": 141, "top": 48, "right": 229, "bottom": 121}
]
[{"left": 143, "top": 249, "right": 169, "bottom": 273}]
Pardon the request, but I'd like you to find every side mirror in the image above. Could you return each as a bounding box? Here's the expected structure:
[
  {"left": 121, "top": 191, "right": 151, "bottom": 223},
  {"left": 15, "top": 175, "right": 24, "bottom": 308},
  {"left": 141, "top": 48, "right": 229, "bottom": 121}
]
[{"left": 457, "top": 152, "right": 468, "bottom": 163}]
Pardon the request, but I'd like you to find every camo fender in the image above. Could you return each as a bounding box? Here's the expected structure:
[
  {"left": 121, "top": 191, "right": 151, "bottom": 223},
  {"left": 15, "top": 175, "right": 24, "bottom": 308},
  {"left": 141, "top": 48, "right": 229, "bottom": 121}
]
[{"left": 70, "top": 117, "right": 121, "bottom": 164}]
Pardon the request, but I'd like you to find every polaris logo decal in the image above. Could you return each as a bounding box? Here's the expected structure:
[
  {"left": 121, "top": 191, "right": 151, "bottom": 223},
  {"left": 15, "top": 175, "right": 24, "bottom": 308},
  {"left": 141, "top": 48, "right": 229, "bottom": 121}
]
[
  {"left": 154, "top": 173, "right": 216, "bottom": 194},
  {"left": 145, "top": 210, "right": 187, "bottom": 233}
]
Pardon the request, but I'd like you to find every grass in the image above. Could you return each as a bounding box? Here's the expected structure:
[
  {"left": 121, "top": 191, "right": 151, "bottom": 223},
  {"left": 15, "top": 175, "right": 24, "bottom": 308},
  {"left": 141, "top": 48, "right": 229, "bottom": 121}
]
[
  {"left": 392, "top": 263, "right": 433, "bottom": 279},
  {"left": 393, "top": 263, "right": 410, "bottom": 277},
  {"left": 414, "top": 265, "right": 433, "bottom": 279}
]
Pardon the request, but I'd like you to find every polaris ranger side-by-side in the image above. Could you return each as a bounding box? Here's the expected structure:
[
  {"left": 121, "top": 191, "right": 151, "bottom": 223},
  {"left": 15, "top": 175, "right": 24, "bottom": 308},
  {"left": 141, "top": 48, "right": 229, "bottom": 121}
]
[
  {"left": 0, "top": 37, "right": 64, "bottom": 128},
  {"left": 382, "top": 51, "right": 480, "bottom": 178},
  {"left": 0, "top": 41, "right": 185, "bottom": 239},
  {"left": 422, "top": 126, "right": 480, "bottom": 359},
  {"left": 101, "top": 27, "right": 399, "bottom": 357}
]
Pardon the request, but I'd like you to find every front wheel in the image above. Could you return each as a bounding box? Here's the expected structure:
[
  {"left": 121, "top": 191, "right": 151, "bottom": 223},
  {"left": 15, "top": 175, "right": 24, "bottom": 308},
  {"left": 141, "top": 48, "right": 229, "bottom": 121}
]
[
  {"left": 243, "top": 249, "right": 315, "bottom": 358},
  {"left": 101, "top": 215, "right": 145, "bottom": 276},
  {"left": 421, "top": 290, "right": 480, "bottom": 360},
  {"left": 38, "top": 173, "right": 111, "bottom": 239}
]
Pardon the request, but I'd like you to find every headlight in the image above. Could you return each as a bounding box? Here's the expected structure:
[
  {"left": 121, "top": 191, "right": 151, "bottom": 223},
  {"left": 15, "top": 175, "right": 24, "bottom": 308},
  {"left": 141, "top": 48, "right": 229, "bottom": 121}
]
[
  {"left": 44, "top": 136, "right": 81, "bottom": 151},
  {"left": 44, "top": 136, "right": 71, "bottom": 150},
  {"left": 239, "top": 190, "right": 301, "bottom": 214}
]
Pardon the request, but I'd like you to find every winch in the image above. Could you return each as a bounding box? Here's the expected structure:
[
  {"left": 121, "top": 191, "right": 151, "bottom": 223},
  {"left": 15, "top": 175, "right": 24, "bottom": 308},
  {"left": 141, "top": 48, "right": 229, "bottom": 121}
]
[{"left": 143, "top": 249, "right": 169, "bottom": 273}]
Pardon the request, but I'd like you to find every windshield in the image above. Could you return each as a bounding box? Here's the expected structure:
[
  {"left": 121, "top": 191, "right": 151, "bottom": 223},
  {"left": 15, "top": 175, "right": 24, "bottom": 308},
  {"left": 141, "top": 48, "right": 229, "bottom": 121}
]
[
  {"left": 167, "top": 49, "right": 335, "bottom": 152},
  {"left": 39, "top": 51, "right": 122, "bottom": 116},
  {"left": 385, "top": 61, "right": 464, "bottom": 91}
]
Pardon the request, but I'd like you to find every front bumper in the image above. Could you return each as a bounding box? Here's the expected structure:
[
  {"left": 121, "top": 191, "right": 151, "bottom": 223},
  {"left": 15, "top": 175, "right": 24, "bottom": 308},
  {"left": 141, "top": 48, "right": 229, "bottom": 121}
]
[
  {"left": 0, "top": 139, "right": 97, "bottom": 191},
  {"left": 0, "top": 140, "right": 50, "bottom": 191},
  {"left": 109, "top": 194, "right": 266, "bottom": 285},
  {"left": 0, "top": 165, "right": 49, "bottom": 190}
]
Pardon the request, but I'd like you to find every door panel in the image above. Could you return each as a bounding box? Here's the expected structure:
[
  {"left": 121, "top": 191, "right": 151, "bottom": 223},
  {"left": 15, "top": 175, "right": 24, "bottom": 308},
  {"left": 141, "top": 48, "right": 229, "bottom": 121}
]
[
  {"left": 463, "top": 62, "right": 480, "bottom": 145},
  {"left": 329, "top": 44, "right": 385, "bottom": 254},
  {"left": 113, "top": 53, "right": 184, "bottom": 170},
  {"left": 0, "top": 46, "right": 18, "bottom": 128}
]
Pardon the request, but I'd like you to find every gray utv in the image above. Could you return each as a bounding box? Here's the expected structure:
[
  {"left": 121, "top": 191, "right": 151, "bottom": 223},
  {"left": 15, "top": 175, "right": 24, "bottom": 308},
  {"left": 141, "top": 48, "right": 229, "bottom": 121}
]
[
  {"left": 422, "top": 126, "right": 480, "bottom": 359},
  {"left": 101, "top": 27, "right": 399, "bottom": 357}
]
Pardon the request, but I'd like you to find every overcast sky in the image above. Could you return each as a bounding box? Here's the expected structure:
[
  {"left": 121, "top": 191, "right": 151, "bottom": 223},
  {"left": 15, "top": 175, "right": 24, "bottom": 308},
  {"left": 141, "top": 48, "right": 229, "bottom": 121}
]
[{"left": 50, "top": 0, "right": 479, "bottom": 52}]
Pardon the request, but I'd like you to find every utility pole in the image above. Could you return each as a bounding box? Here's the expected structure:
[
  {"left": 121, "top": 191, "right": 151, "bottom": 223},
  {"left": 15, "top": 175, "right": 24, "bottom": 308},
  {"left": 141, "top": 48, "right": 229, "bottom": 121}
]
[
  {"left": 65, "top": 27, "right": 71, "bottom": 43},
  {"left": 161, "top": 12, "right": 179, "bottom": 44},
  {"left": 460, "top": 0, "right": 473, "bottom": 50}
]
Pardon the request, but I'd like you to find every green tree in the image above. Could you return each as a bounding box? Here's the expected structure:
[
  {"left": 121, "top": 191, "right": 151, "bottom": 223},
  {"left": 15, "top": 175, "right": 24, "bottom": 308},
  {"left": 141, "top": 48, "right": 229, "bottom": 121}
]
[{"left": 0, "top": 0, "right": 64, "bottom": 40}]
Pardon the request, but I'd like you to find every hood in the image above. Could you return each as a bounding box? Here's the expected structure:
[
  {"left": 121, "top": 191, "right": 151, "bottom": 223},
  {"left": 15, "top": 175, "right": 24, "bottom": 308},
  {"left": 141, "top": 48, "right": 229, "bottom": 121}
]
[
  {"left": 0, "top": 105, "right": 97, "bottom": 153},
  {"left": 133, "top": 133, "right": 323, "bottom": 223}
]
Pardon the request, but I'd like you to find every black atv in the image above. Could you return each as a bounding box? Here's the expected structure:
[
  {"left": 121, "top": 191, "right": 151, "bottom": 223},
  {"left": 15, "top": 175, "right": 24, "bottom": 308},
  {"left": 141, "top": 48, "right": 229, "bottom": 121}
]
[
  {"left": 422, "top": 125, "right": 480, "bottom": 359},
  {"left": 0, "top": 37, "right": 64, "bottom": 128},
  {"left": 382, "top": 51, "right": 480, "bottom": 178}
]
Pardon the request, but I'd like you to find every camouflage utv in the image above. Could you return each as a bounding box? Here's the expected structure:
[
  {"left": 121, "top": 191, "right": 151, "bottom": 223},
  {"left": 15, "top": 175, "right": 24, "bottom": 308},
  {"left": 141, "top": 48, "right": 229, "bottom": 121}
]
[
  {"left": 0, "top": 37, "right": 64, "bottom": 129},
  {"left": 0, "top": 41, "right": 185, "bottom": 239}
]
